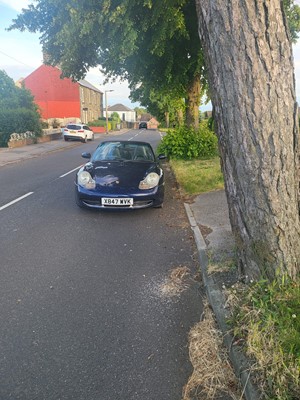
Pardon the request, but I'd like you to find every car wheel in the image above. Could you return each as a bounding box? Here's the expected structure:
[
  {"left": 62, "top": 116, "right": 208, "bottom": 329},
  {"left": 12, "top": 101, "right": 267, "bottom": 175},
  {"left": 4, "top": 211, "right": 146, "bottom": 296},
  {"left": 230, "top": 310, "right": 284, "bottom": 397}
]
[{"left": 64, "top": 137, "right": 69, "bottom": 141}]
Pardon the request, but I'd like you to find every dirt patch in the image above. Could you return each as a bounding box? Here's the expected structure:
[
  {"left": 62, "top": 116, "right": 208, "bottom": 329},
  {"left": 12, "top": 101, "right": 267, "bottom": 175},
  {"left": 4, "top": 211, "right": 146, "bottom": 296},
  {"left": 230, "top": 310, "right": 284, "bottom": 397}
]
[{"left": 159, "top": 266, "right": 192, "bottom": 298}]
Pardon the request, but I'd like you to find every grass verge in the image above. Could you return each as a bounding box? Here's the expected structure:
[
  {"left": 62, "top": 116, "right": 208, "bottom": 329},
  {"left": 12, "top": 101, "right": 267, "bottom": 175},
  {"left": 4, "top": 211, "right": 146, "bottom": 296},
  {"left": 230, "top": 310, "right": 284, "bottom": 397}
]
[
  {"left": 170, "top": 155, "right": 300, "bottom": 399},
  {"left": 227, "top": 275, "right": 300, "bottom": 399},
  {"left": 169, "top": 157, "right": 224, "bottom": 195}
]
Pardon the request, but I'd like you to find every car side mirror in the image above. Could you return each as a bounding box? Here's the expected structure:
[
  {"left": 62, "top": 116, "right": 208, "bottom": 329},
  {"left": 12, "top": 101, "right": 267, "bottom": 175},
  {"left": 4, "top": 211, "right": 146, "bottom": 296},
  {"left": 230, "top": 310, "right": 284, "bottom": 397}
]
[
  {"left": 81, "top": 152, "right": 91, "bottom": 159},
  {"left": 158, "top": 154, "right": 167, "bottom": 160}
]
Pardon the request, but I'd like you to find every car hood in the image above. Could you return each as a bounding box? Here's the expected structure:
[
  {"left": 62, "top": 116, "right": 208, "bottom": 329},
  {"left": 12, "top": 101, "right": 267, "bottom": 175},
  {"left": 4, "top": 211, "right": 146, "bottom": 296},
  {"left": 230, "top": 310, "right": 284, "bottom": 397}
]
[{"left": 85, "top": 161, "right": 160, "bottom": 188}]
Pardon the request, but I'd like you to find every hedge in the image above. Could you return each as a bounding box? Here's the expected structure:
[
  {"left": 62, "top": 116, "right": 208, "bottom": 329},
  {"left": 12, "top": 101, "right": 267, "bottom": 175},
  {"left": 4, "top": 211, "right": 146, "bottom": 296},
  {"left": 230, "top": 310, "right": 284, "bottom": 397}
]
[{"left": 0, "top": 108, "right": 42, "bottom": 147}]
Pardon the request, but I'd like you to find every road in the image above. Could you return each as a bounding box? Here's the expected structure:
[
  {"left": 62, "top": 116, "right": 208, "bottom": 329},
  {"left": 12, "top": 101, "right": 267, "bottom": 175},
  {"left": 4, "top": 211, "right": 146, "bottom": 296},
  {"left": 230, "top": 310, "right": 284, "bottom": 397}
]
[{"left": 0, "top": 129, "right": 203, "bottom": 400}]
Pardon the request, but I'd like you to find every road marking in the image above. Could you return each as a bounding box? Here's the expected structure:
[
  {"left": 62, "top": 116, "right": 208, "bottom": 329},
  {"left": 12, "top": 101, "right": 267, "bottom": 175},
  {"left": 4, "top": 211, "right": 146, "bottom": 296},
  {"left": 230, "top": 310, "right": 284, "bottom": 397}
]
[
  {"left": 59, "top": 165, "right": 82, "bottom": 178},
  {"left": 0, "top": 192, "right": 34, "bottom": 211},
  {"left": 128, "top": 133, "right": 140, "bottom": 141}
]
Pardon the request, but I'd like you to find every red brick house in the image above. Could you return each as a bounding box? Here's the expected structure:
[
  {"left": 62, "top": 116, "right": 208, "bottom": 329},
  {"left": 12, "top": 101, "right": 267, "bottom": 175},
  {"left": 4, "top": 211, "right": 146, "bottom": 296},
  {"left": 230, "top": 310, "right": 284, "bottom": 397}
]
[{"left": 21, "top": 65, "right": 103, "bottom": 124}]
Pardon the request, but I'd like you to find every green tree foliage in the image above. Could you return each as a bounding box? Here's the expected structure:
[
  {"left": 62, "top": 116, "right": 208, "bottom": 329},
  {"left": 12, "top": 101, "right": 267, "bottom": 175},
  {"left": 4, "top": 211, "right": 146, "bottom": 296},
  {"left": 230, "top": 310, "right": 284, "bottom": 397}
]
[
  {"left": 131, "top": 84, "right": 185, "bottom": 127},
  {"left": 284, "top": 0, "right": 300, "bottom": 42},
  {"left": 9, "top": 0, "right": 206, "bottom": 127},
  {"left": 8, "top": 1, "right": 300, "bottom": 129},
  {"left": 134, "top": 107, "right": 147, "bottom": 118},
  {"left": 0, "top": 70, "right": 41, "bottom": 146},
  {"left": 110, "top": 112, "right": 121, "bottom": 123}
]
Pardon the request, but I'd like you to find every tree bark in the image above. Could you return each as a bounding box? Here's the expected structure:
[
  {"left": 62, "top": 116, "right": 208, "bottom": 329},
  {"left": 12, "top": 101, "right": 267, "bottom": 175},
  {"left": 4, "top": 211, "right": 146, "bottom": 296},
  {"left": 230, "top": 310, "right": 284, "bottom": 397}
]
[
  {"left": 195, "top": 0, "right": 300, "bottom": 280},
  {"left": 177, "top": 108, "right": 184, "bottom": 126},
  {"left": 165, "top": 111, "right": 170, "bottom": 128},
  {"left": 185, "top": 74, "right": 201, "bottom": 129}
]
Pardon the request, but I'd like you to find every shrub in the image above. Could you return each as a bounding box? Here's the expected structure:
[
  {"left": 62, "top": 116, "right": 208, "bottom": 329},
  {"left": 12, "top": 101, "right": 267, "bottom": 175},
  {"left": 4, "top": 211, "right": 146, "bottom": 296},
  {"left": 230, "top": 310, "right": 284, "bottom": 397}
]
[
  {"left": 0, "top": 108, "right": 42, "bottom": 147},
  {"left": 157, "top": 121, "right": 218, "bottom": 159},
  {"left": 89, "top": 119, "right": 118, "bottom": 130},
  {"left": 111, "top": 112, "right": 121, "bottom": 123},
  {"left": 89, "top": 117, "right": 113, "bottom": 127},
  {"left": 89, "top": 120, "right": 106, "bottom": 127}
]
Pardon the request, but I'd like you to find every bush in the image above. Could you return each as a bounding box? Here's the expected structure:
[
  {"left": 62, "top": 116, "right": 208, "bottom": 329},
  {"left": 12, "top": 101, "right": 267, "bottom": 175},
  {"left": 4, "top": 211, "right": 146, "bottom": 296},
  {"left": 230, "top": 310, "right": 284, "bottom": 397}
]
[
  {"left": 89, "top": 117, "right": 113, "bottom": 127},
  {"left": 157, "top": 121, "right": 218, "bottom": 159},
  {"left": 89, "top": 119, "right": 106, "bottom": 127},
  {"left": 0, "top": 108, "right": 42, "bottom": 147},
  {"left": 89, "top": 119, "right": 118, "bottom": 131}
]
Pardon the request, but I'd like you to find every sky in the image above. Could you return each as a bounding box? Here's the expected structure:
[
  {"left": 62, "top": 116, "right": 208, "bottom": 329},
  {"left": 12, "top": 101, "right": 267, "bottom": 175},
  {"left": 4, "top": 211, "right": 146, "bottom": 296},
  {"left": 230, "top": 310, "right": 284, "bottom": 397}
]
[{"left": 1, "top": 0, "right": 300, "bottom": 112}]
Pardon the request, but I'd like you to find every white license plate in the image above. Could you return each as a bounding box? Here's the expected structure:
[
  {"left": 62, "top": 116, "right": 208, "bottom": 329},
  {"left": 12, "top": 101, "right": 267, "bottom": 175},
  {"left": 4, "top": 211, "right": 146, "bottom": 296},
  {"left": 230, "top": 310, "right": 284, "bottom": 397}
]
[{"left": 102, "top": 197, "right": 133, "bottom": 206}]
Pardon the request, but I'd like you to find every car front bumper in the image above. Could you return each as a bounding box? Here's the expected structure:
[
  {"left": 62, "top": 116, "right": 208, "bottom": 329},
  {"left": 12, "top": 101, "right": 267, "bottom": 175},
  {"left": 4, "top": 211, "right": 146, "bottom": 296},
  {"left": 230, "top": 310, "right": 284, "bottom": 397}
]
[{"left": 75, "top": 183, "right": 165, "bottom": 209}]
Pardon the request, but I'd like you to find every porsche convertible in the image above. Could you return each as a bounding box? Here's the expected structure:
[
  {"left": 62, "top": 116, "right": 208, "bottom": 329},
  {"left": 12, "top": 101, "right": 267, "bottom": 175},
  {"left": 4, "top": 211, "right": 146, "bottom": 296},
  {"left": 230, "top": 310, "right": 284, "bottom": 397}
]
[{"left": 75, "top": 140, "right": 166, "bottom": 209}]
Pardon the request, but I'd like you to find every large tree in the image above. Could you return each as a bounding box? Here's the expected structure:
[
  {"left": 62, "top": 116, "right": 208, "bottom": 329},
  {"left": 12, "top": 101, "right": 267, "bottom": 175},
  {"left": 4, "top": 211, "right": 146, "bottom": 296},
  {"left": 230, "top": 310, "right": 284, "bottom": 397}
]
[{"left": 196, "top": 0, "right": 300, "bottom": 280}]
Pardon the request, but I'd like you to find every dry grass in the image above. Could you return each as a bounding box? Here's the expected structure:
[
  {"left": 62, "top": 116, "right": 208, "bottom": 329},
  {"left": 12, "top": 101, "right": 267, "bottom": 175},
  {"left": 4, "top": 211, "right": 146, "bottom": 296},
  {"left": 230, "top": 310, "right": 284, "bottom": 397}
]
[
  {"left": 159, "top": 266, "right": 191, "bottom": 297},
  {"left": 183, "top": 303, "right": 241, "bottom": 400},
  {"left": 207, "top": 259, "right": 235, "bottom": 275}
]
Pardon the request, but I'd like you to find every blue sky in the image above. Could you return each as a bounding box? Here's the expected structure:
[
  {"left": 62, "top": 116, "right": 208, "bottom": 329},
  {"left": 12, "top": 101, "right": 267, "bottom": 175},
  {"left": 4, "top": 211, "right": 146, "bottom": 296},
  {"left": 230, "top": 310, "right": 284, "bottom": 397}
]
[{"left": 1, "top": 0, "right": 300, "bottom": 112}]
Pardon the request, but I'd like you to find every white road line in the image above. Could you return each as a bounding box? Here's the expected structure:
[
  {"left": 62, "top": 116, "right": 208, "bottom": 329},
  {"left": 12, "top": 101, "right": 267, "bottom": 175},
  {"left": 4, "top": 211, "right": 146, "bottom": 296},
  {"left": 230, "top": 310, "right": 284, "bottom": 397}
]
[
  {"left": 0, "top": 192, "right": 34, "bottom": 211},
  {"left": 128, "top": 133, "right": 140, "bottom": 141},
  {"left": 59, "top": 165, "right": 82, "bottom": 178}
]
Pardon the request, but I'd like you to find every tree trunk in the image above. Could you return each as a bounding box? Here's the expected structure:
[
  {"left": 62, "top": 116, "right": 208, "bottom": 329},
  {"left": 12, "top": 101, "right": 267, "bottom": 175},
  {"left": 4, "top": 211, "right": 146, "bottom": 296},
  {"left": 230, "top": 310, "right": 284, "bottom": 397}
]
[
  {"left": 165, "top": 111, "right": 170, "bottom": 128},
  {"left": 195, "top": 0, "right": 300, "bottom": 280},
  {"left": 185, "top": 74, "right": 201, "bottom": 129},
  {"left": 177, "top": 108, "right": 184, "bottom": 126}
]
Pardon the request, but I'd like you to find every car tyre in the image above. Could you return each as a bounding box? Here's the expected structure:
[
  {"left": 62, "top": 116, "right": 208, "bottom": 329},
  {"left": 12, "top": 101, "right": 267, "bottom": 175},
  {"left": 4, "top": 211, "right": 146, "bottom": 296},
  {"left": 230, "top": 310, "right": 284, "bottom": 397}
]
[
  {"left": 75, "top": 192, "right": 86, "bottom": 208},
  {"left": 64, "top": 137, "right": 69, "bottom": 141}
]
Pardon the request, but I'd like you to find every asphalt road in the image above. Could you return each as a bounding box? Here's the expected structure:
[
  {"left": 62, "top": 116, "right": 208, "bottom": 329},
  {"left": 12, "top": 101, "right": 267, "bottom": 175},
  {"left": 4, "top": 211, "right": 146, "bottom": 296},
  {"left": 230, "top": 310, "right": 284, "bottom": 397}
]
[{"left": 0, "top": 129, "right": 203, "bottom": 400}]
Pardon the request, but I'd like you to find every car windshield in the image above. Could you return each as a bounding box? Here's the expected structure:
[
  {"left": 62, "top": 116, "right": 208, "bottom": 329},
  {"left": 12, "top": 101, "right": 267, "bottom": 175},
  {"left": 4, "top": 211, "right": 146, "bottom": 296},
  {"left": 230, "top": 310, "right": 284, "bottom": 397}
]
[
  {"left": 91, "top": 142, "right": 155, "bottom": 162},
  {"left": 67, "top": 124, "right": 81, "bottom": 130}
]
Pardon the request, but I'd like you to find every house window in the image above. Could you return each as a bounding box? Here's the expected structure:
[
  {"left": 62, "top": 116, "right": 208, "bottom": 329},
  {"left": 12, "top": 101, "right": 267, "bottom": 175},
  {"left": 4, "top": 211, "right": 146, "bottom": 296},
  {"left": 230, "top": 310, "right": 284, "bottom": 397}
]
[{"left": 122, "top": 113, "right": 125, "bottom": 121}]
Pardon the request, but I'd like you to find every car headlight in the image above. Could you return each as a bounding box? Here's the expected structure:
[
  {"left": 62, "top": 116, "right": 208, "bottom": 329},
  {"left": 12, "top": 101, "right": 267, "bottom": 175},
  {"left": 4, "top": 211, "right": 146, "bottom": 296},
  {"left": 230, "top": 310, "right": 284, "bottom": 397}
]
[
  {"left": 139, "top": 172, "right": 160, "bottom": 190},
  {"left": 78, "top": 170, "right": 96, "bottom": 189}
]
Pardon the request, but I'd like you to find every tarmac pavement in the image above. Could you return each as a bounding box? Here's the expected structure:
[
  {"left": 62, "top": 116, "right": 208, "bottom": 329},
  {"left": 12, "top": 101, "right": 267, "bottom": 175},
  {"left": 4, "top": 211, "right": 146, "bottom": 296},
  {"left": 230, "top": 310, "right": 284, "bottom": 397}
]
[{"left": 0, "top": 134, "right": 259, "bottom": 399}]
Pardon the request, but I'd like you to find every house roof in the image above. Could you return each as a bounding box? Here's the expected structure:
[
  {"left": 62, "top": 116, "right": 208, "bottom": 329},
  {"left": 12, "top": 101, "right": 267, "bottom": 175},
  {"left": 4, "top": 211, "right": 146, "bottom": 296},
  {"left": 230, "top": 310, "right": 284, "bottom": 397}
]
[
  {"left": 79, "top": 79, "right": 103, "bottom": 94},
  {"left": 108, "top": 103, "right": 134, "bottom": 112}
]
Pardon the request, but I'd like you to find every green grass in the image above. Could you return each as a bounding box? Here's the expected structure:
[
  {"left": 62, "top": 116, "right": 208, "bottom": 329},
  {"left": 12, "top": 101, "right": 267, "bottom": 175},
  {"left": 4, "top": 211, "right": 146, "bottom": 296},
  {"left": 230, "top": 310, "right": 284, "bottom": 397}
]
[
  {"left": 229, "top": 275, "right": 300, "bottom": 399},
  {"left": 170, "top": 157, "right": 224, "bottom": 195}
]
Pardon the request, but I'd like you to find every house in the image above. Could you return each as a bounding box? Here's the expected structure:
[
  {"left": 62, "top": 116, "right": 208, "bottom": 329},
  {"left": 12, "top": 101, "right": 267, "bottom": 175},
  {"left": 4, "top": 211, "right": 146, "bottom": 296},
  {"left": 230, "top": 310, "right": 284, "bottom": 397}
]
[
  {"left": 21, "top": 65, "right": 103, "bottom": 125},
  {"left": 139, "top": 113, "right": 159, "bottom": 129},
  {"left": 147, "top": 117, "right": 159, "bottom": 129},
  {"left": 105, "top": 103, "right": 136, "bottom": 123}
]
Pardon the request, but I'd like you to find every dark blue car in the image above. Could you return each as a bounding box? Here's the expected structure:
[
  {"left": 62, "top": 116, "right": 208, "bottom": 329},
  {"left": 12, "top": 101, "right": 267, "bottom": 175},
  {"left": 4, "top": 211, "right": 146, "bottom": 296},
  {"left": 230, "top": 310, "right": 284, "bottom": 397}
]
[{"left": 75, "top": 141, "right": 166, "bottom": 209}]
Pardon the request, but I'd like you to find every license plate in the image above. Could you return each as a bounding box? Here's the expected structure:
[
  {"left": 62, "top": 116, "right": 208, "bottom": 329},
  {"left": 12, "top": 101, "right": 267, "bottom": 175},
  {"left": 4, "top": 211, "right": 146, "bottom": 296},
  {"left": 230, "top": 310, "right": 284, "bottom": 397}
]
[
  {"left": 102, "top": 197, "right": 133, "bottom": 206},
  {"left": 70, "top": 130, "right": 76, "bottom": 134}
]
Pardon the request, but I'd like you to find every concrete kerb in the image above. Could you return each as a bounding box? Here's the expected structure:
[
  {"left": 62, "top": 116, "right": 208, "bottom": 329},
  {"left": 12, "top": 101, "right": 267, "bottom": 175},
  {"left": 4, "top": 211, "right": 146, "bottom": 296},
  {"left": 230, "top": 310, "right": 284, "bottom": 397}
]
[{"left": 184, "top": 203, "right": 261, "bottom": 400}]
